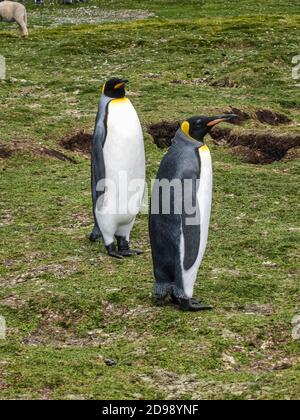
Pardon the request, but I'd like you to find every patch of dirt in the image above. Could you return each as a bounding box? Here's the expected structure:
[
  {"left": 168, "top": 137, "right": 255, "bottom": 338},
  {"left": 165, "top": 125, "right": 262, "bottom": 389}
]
[
  {"left": 246, "top": 323, "right": 300, "bottom": 372},
  {"left": 144, "top": 73, "right": 161, "bottom": 79},
  {"left": 228, "top": 132, "right": 300, "bottom": 163},
  {"left": 210, "top": 77, "right": 238, "bottom": 88},
  {"left": 140, "top": 369, "right": 254, "bottom": 399},
  {"left": 149, "top": 120, "right": 300, "bottom": 163},
  {"left": 170, "top": 77, "right": 209, "bottom": 86},
  {"left": 230, "top": 145, "right": 271, "bottom": 164},
  {"left": 226, "top": 107, "right": 251, "bottom": 124},
  {"left": 23, "top": 309, "right": 86, "bottom": 347},
  {"left": 241, "top": 303, "right": 274, "bottom": 316},
  {"left": 60, "top": 130, "right": 92, "bottom": 155},
  {"left": 283, "top": 146, "right": 300, "bottom": 161},
  {"left": 210, "top": 127, "right": 232, "bottom": 144},
  {"left": 24, "top": 319, "right": 153, "bottom": 348},
  {"left": 140, "top": 369, "right": 200, "bottom": 399},
  {"left": 101, "top": 302, "right": 156, "bottom": 324},
  {"left": 0, "top": 141, "right": 77, "bottom": 164},
  {"left": 255, "top": 109, "right": 292, "bottom": 125},
  {"left": 1, "top": 294, "right": 27, "bottom": 310},
  {"left": 23, "top": 301, "right": 155, "bottom": 348},
  {"left": 1, "top": 263, "right": 78, "bottom": 288},
  {"left": 0, "top": 146, "right": 13, "bottom": 159},
  {"left": 0, "top": 210, "right": 13, "bottom": 228},
  {"left": 147, "top": 121, "right": 179, "bottom": 148},
  {"left": 31, "top": 8, "right": 154, "bottom": 27}
]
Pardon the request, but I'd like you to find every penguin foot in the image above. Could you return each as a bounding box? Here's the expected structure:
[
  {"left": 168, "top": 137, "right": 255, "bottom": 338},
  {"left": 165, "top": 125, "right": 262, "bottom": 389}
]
[
  {"left": 116, "top": 236, "right": 143, "bottom": 257},
  {"left": 179, "top": 298, "right": 213, "bottom": 312},
  {"left": 89, "top": 232, "right": 102, "bottom": 242},
  {"left": 153, "top": 295, "right": 169, "bottom": 307},
  {"left": 89, "top": 225, "right": 103, "bottom": 242},
  {"left": 106, "top": 243, "right": 124, "bottom": 259},
  {"left": 119, "top": 249, "right": 144, "bottom": 257}
]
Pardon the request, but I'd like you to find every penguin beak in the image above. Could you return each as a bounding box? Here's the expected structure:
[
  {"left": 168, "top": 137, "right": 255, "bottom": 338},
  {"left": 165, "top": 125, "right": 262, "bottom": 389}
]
[
  {"left": 114, "top": 79, "right": 129, "bottom": 90},
  {"left": 207, "top": 114, "right": 238, "bottom": 127}
]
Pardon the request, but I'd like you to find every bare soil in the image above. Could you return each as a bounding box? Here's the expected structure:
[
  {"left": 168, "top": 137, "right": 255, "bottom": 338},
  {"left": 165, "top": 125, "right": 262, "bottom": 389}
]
[
  {"left": 148, "top": 113, "right": 300, "bottom": 164},
  {"left": 0, "top": 141, "right": 77, "bottom": 164}
]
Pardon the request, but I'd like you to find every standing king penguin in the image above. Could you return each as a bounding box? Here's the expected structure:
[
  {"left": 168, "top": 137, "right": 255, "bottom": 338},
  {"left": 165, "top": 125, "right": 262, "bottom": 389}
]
[
  {"left": 90, "top": 78, "right": 145, "bottom": 258},
  {"left": 149, "top": 114, "right": 237, "bottom": 311}
]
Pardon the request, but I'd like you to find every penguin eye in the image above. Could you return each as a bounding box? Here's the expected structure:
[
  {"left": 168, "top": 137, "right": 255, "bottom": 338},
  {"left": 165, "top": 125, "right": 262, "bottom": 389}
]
[{"left": 196, "top": 119, "right": 202, "bottom": 126}]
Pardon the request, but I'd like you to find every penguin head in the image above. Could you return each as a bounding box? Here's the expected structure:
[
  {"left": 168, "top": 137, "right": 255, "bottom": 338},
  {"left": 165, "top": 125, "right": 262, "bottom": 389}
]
[
  {"left": 102, "top": 78, "right": 128, "bottom": 99},
  {"left": 181, "top": 114, "right": 237, "bottom": 141}
]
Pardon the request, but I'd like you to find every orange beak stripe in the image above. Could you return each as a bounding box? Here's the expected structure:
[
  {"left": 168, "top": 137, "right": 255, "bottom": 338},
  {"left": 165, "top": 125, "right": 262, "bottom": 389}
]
[
  {"left": 114, "top": 82, "right": 125, "bottom": 90},
  {"left": 207, "top": 118, "right": 226, "bottom": 127}
]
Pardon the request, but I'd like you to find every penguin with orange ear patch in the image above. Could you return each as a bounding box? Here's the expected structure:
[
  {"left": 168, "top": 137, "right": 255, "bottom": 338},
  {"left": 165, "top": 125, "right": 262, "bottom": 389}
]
[
  {"left": 90, "top": 78, "right": 145, "bottom": 258},
  {"left": 149, "top": 114, "right": 237, "bottom": 311}
]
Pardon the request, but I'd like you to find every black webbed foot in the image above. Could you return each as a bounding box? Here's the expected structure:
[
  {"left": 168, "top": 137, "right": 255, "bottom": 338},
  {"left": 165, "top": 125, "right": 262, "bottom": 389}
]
[
  {"left": 179, "top": 298, "right": 213, "bottom": 312},
  {"left": 115, "top": 236, "right": 143, "bottom": 257},
  {"left": 106, "top": 243, "right": 124, "bottom": 259},
  {"left": 89, "top": 224, "right": 103, "bottom": 242}
]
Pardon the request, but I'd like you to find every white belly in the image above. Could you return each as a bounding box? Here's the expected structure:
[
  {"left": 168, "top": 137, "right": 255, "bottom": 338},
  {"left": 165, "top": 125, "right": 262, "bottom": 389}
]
[
  {"left": 181, "top": 145, "right": 212, "bottom": 298},
  {"left": 96, "top": 98, "right": 145, "bottom": 244}
]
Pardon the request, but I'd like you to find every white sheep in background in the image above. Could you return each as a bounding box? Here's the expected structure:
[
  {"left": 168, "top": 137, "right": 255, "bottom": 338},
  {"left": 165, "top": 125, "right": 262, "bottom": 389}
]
[{"left": 0, "top": 1, "right": 28, "bottom": 37}]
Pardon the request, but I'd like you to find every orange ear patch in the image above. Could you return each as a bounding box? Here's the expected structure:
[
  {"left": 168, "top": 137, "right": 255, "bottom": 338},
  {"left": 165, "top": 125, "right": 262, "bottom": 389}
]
[{"left": 181, "top": 121, "right": 190, "bottom": 137}]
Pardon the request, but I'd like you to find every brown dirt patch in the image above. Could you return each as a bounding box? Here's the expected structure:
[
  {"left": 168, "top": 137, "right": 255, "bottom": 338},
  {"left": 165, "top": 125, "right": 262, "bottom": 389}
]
[
  {"left": 228, "top": 132, "right": 300, "bottom": 163},
  {"left": 246, "top": 323, "right": 300, "bottom": 372},
  {"left": 140, "top": 369, "right": 255, "bottom": 399},
  {"left": 23, "top": 303, "right": 155, "bottom": 348},
  {"left": 0, "top": 146, "right": 13, "bottom": 159},
  {"left": 0, "top": 141, "right": 77, "bottom": 164},
  {"left": 60, "top": 130, "right": 93, "bottom": 155},
  {"left": 225, "top": 107, "right": 251, "bottom": 124},
  {"left": 255, "top": 109, "right": 292, "bottom": 125},
  {"left": 283, "top": 146, "right": 300, "bottom": 161},
  {"left": 210, "top": 127, "right": 232, "bottom": 144},
  {"left": 23, "top": 309, "right": 86, "bottom": 347},
  {"left": 1, "top": 262, "right": 78, "bottom": 288},
  {"left": 210, "top": 77, "right": 237, "bottom": 88},
  {"left": 170, "top": 77, "right": 209, "bottom": 86},
  {"left": 148, "top": 120, "right": 300, "bottom": 163},
  {"left": 147, "top": 121, "right": 179, "bottom": 148}
]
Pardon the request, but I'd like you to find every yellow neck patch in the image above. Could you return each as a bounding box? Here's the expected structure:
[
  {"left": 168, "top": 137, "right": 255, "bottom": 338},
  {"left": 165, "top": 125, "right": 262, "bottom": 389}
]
[
  {"left": 102, "top": 83, "right": 105, "bottom": 94},
  {"left": 111, "top": 98, "right": 129, "bottom": 105},
  {"left": 199, "top": 144, "right": 209, "bottom": 153}
]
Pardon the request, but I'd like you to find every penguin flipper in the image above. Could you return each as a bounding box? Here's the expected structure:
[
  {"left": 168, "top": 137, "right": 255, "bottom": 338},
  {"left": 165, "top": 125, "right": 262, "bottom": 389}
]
[{"left": 90, "top": 122, "right": 106, "bottom": 239}]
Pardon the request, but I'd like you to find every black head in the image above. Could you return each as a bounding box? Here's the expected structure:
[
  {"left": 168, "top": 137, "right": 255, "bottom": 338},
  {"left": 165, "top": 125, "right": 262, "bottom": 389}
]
[
  {"left": 181, "top": 114, "right": 237, "bottom": 141},
  {"left": 102, "top": 78, "right": 128, "bottom": 98}
]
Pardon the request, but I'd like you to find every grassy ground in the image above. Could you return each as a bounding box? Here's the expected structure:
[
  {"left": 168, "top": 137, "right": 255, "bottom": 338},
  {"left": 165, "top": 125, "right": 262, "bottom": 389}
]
[{"left": 0, "top": 0, "right": 299, "bottom": 400}]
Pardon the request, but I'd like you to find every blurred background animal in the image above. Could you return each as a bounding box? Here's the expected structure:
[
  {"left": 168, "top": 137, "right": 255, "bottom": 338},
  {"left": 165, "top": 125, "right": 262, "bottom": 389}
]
[{"left": 0, "top": 1, "right": 28, "bottom": 37}]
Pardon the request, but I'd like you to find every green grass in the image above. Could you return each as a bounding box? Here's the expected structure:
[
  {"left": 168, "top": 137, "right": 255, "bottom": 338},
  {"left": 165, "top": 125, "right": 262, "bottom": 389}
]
[{"left": 0, "top": 0, "right": 299, "bottom": 400}]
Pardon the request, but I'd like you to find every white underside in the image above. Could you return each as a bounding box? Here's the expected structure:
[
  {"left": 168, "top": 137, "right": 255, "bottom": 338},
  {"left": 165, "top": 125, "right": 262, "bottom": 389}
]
[
  {"left": 95, "top": 99, "right": 145, "bottom": 245},
  {"left": 180, "top": 147, "right": 212, "bottom": 298}
]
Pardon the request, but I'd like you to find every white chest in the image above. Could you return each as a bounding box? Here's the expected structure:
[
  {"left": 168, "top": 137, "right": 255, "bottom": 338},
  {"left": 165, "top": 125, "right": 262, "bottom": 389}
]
[
  {"left": 197, "top": 145, "right": 212, "bottom": 253},
  {"left": 104, "top": 98, "right": 145, "bottom": 180},
  {"left": 180, "top": 145, "right": 213, "bottom": 298}
]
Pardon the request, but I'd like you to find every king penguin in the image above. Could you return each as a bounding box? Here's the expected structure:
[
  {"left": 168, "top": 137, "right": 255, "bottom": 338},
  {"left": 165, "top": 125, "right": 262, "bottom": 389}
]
[
  {"left": 90, "top": 78, "right": 146, "bottom": 258},
  {"left": 149, "top": 113, "right": 237, "bottom": 311}
]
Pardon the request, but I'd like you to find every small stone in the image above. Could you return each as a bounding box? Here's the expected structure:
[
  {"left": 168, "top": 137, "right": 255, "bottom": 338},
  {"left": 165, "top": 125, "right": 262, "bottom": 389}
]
[{"left": 104, "top": 358, "right": 117, "bottom": 366}]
